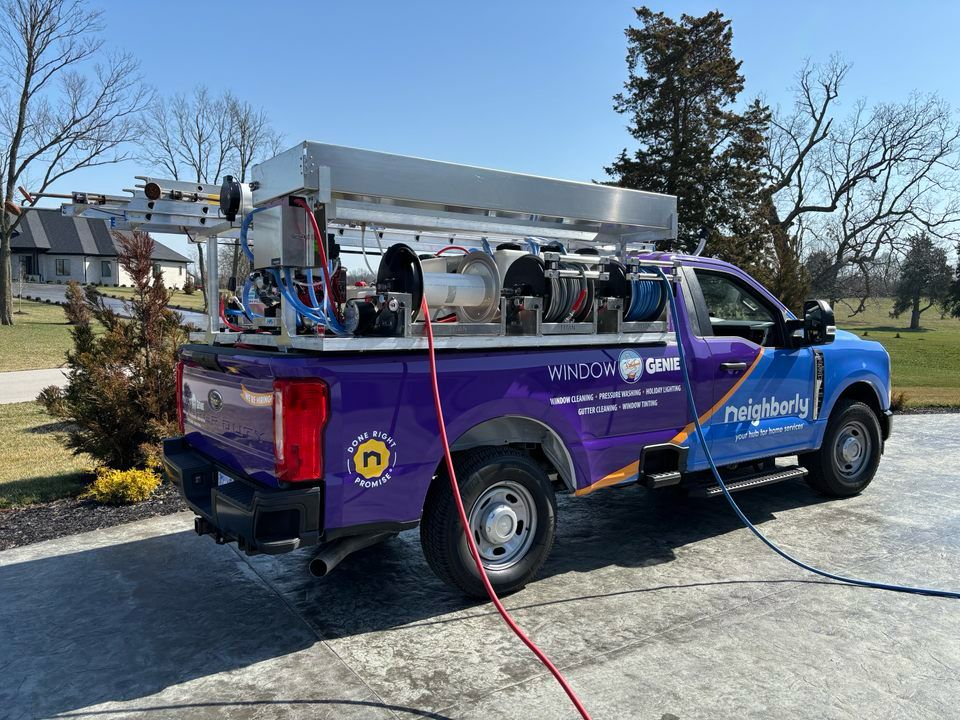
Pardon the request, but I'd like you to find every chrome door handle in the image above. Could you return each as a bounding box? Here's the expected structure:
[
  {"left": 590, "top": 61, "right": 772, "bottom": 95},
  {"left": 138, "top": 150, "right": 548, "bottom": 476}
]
[{"left": 720, "top": 362, "right": 748, "bottom": 372}]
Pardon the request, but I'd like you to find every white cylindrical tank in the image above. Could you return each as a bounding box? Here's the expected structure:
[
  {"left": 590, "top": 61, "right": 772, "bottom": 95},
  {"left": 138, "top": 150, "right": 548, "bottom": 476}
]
[{"left": 422, "top": 271, "right": 488, "bottom": 307}]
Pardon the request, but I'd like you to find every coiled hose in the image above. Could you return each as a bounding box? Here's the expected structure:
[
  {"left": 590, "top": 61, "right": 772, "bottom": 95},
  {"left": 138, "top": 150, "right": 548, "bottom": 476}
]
[
  {"left": 544, "top": 263, "right": 591, "bottom": 323},
  {"left": 624, "top": 268, "right": 666, "bottom": 322}
]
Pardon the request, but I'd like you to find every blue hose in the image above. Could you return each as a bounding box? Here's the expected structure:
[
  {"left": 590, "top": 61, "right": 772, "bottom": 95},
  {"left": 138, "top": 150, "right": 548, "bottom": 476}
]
[
  {"left": 270, "top": 268, "right": 326, "bottom": 325},
  {"left": 241, "top": 277, "right": 262, "bottom": 320},
  {"left": 307, "top": 264, "right": 347, "bottom": 335},
  {"left": 625, "top": 268, "right": 665, "bottom": 322},
  {"left": 655, "top": 266, "right": 959, "bottom": 600},
  {"left": 279, "top": 267, "right": 348, "bottom": 336},
  {"left": 239, "top": 206, "right": 346, "bottom": 334},
  {"left": 240, "top": 207, "right": 270, "bottom": 263},
  {"left": 305, "top": 267, "right": 325, "bottom": 316},
  {"left": 283, "top": 267, "right": 326, "bottom": 324}
]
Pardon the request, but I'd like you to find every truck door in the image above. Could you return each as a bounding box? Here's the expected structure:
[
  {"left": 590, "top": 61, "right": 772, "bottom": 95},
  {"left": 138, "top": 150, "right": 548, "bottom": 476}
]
[{"left": 681, "top": 266, "right": 820, "bottom": 469}]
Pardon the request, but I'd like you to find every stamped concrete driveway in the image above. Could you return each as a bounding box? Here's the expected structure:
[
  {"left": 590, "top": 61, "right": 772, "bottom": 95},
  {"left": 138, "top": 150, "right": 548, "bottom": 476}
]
[{"left": 1, "top": 413, "right": 958, "bottom": 719}]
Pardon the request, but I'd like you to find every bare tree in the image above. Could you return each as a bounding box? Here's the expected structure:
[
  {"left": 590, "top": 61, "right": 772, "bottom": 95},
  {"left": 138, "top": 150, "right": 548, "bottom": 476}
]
[
  {"left": 0, "top": 0, "right": 150, "bottom": 325},
  {"left": 224, "top": 93, "right": 282, "bottom": 287},
  {"left": 217, "top": 242, "right": 248, "bottom": 290},
  {"left": 15, "top": 259, "right": 24, "bottom": 314},
  {"left": 137, "top": 87, "right": 282, "bottom": 302},
  {"left": 227, "top": 93, "right": 283, "bottom": 183},
  {"left": 137, "top": 87, "right": 235, "bottom": 307},
  {"left": 764, "top": 57, "right": 960, "bottom": 312},
  {"left": 173, "top": 87, "right": 233, "bottom": 187}
]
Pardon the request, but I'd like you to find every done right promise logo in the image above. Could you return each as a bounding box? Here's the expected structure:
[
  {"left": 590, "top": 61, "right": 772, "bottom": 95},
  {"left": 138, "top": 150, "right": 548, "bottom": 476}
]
[{"left": 346, "top": 430, "right": 398, "bottom": 489}]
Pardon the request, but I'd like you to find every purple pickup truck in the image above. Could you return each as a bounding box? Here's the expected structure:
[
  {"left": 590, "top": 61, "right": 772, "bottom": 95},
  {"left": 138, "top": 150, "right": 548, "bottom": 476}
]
[{"left": 162, "top": 253, "right": 892, "bottom": 596}]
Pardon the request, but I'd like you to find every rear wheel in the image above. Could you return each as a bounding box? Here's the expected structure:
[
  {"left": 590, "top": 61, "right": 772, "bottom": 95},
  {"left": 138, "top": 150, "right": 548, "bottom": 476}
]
[
  {"left": 801, "top": 399, "right": 881, "bottom": 497},
  {"left": 420, "top": 447, "right": 556, "bottom": 597}
]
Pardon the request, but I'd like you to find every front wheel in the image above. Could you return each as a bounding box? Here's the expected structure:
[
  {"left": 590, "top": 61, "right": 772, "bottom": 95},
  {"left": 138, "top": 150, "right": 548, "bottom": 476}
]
[
  {"left": 420, "top": 447, "right": 556, "bottom": 597},
  {"left": 801, "top": 399, "right": 882, "bottom": 497}
]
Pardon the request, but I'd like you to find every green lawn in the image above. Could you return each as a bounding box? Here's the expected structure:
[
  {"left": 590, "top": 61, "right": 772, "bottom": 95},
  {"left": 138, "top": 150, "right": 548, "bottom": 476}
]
[
  {"left": 0, "top": 300, "right": 77, "bottom": 371},
  {"left": 0, "top": 401, "right": 90, "bottom": 508},
  {"left": 834, "top": 298, "right": 960, "bottom": 408},
  {"left": 101, "top": 285, "right": 207, "bottom": 312}
]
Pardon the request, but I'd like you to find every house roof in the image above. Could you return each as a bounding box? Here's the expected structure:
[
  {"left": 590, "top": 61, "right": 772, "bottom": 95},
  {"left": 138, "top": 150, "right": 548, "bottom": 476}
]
[
  {"left": 11, "top": 207, "right": 190, "bottom": 264},
  {"left": 146, "top": 238, "right": 192, "bottom": 264}
]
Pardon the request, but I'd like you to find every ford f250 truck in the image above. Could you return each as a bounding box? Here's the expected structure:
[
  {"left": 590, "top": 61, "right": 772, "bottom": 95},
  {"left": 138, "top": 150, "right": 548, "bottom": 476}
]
[
  {"left": 67, "top": 142, "right": 891, "bottom": 597},
  {"left": 161, "top": 250, "right": 892, "bottom": 596}
]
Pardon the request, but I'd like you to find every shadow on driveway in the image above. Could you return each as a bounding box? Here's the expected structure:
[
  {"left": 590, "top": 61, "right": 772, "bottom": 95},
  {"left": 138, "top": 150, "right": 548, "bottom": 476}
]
[
  {"left": 0, "top": 478, "right": 835, "bottom": 718},
  {"left": 0, "top": 528, "right": 448, "bottom": 719},
  {"left": 253, "top": 478, "right": 836, "bottom": 640}
]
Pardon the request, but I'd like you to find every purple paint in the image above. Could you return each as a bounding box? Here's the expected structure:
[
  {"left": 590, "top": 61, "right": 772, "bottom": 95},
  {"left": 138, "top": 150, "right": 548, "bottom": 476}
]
[{"left": 177, "top": 255, "right": 891, "bottom": 537}]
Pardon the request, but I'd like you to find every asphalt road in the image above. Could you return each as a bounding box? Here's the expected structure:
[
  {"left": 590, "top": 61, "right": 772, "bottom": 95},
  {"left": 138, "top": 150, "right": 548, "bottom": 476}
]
[
  {"left": 2, "top": 413, "right": 958, "bottom": 719},
  {"left": 20, "top": 282, "right": 207, "bottom": 327}
]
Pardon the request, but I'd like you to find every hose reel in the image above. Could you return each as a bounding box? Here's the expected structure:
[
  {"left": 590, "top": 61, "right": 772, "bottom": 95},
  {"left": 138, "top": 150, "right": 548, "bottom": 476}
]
[
  {"left": 377, "top": 244, "right": 501, "bottom": 323},
  {"left": 494, "top": 248, "right": 546, "bottom": 299},
  {"left": 600, "top": 261, "right": 666, "bottom": 323},
  {"left": 374, "top": 243, "right": 665, "bottom": 333}
]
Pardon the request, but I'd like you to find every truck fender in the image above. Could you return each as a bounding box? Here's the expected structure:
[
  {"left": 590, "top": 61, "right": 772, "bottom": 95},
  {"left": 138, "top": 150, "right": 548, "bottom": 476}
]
[
  {"left": 425, "top": 398, "right": 587, "bottom": 495},
  {"left": 817, "top": 375, "right": 890, "bottom": 445},
  {"left": 449, "top": 415, "right": 577, "bottom": 491}
]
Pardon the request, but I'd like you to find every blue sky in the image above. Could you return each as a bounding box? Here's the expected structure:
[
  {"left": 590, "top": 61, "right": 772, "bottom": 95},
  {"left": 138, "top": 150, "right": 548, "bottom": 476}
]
[{"left": 40, "top": 1, "right": 960, "bottom": 261}]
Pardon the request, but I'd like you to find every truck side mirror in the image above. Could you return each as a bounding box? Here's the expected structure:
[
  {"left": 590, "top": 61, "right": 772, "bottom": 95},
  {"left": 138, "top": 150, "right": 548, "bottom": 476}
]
[{"left": 803, "top": 299, "right": 836, "bottom": 345}]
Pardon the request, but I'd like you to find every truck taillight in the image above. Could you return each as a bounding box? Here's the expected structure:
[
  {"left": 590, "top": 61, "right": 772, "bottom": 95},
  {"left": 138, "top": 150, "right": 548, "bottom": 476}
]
[
  {"left": 175, "top": 360, "right": 185, "bottom": 434},
  {"left": 273, "top": 379, "right": 329, "bottom": 483}
]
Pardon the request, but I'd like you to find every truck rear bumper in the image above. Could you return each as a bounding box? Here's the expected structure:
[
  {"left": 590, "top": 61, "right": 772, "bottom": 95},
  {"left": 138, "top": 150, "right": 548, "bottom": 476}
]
[{"left": 161, "top": 437, "right": 321, "bottom": 556}]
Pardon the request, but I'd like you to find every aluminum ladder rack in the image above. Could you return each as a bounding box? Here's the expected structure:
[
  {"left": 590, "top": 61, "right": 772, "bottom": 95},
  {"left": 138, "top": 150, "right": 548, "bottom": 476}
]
[{"left": 58, "top": 141, "right": 680, "bottom": 351}]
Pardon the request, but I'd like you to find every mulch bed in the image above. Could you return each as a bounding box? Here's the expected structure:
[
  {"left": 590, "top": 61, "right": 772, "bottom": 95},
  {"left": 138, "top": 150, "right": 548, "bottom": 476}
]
[
  {"left": 896, "top": 407, "right": 958, "bottom": 415},
  {"left": 0, "top": 481, "right": 187, "bottom": 552}
]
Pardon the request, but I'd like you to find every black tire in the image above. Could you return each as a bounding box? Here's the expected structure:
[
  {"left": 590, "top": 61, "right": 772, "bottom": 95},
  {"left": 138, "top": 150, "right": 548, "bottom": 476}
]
[
  {"left": 420, "top": 447, "right": 556, "bottom": 597},
  {"left": 801, "top": 399, "right": 881, "bottom": 497}
]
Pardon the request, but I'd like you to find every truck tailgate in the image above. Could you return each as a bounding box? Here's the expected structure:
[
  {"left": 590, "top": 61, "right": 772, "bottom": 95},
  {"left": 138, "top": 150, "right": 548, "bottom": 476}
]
[{"left": 181, "top": 359, "right": 278, "bottom": 486}]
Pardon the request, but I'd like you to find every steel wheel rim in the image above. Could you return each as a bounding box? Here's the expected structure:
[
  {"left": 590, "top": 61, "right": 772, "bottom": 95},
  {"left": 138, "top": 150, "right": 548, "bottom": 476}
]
[
  {"left": 468, "top": 480, "right": 538, "bottom": 570},
  {"left": 834, "top": 420, "right": 871, "bottom": 479}
]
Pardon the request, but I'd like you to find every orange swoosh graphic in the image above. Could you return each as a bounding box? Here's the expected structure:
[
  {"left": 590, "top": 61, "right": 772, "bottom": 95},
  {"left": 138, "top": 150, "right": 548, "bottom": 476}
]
[
  {"left": 669, "top": 348, "right": 765, "bottom": 444},
  {"left": 575, "top": 348, "right": 765, "bottom": 497}
]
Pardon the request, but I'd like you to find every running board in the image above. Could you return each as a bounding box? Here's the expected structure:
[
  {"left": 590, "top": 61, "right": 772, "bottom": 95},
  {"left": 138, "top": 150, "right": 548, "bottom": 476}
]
[
  {"left": 642, "top": 470, "right": 682, "bottom": 489},
  {"left": 688, "top": 466, "right": 808, "bottom": 498}
]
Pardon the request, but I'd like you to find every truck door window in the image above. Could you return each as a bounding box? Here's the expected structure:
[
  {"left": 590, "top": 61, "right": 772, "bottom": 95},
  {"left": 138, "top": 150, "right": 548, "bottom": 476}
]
[{"left": 694, "top": 270, "right": 780, "bottom": 346}]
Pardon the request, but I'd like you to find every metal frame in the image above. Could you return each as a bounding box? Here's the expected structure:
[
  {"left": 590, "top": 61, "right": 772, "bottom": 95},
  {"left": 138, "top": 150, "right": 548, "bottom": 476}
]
[
  {"left": 60, "top": 141, "right": 681, "bottom": 352},
  {"left": 62, "top": 177, "right": 237, "bottom": 238},
  {"left": 189, "top": 326, "right": 670, "bottom": 353},
  {"left": 252, "top": 142, "right": 678, "bottom": 247}
]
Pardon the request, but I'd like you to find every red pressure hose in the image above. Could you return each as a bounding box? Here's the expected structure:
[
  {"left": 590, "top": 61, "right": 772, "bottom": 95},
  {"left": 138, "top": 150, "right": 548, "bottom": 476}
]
[
  {"left": 420, "top": 296, "right": 592, "bottom": 720},
  {"left": 435, "top": 245, "right": 470, "bottom": 256},
  {"left": 292, "top": 197, "right": 341, "bottom": 322},
  {"left": 219, "top": 297, "right": 246, "bottom": 333},
  {"left": 569, "top": 289, "right": 587, "bottom": 319}
]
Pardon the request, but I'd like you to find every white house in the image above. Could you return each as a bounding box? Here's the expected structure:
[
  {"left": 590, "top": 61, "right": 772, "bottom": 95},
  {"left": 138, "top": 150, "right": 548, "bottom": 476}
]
[{"left": 11, "top": 208, "right": 191, "bottom": 289}]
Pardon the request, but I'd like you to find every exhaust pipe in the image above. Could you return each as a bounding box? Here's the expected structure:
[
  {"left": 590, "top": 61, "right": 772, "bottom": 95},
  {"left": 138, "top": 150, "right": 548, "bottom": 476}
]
[{"left": 308, "top": 532, "right": 394, "bottom": 577}]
